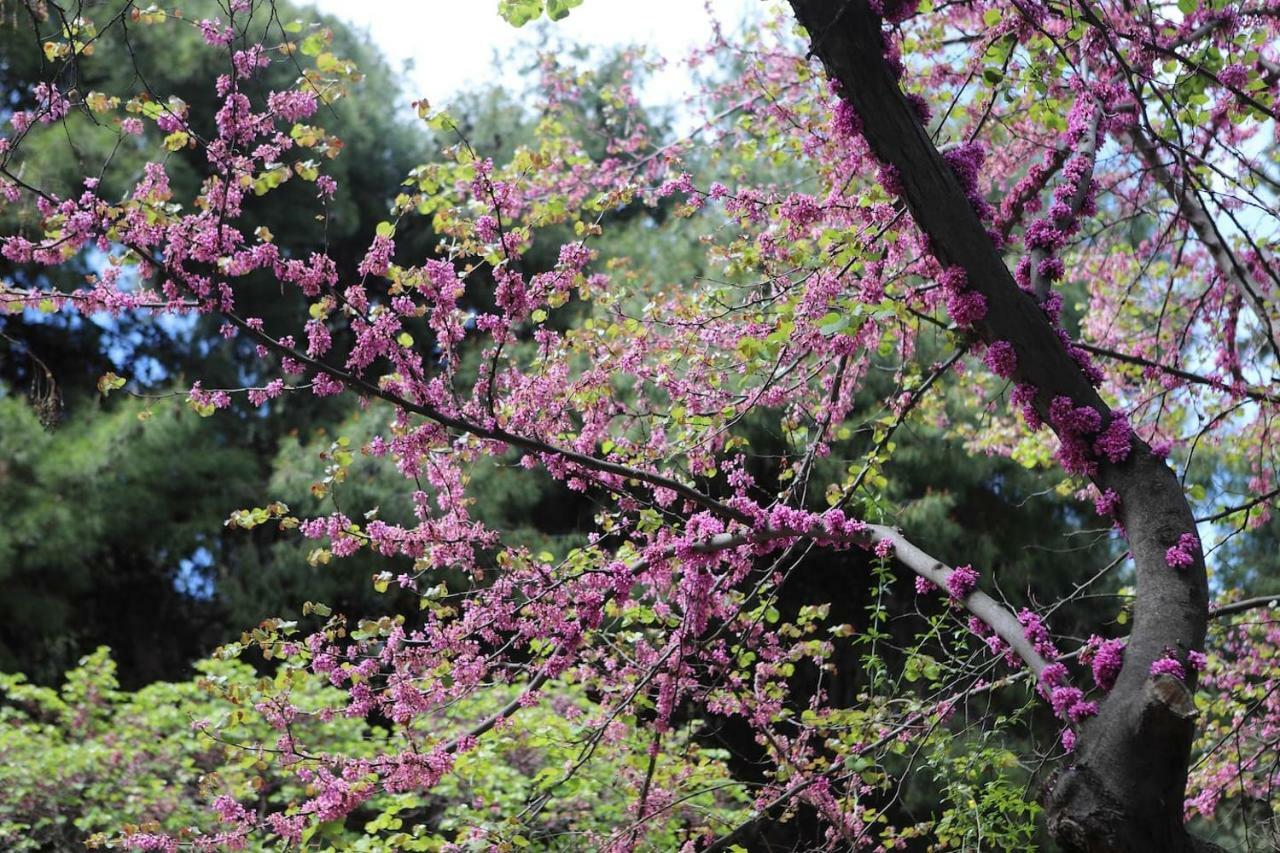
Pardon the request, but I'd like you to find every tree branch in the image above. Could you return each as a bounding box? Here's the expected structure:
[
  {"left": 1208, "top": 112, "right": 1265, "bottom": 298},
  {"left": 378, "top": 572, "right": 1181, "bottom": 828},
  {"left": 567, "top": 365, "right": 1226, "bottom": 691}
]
[
  {"left": 1125, "top": 125, "right": 1280, "bottom": 365},
  {"left": 1209, "top": 594, "right": 1280, "bottom": 620},
  {"left": 786, "top": 1, "right": 1211, "bottom": 847},
  {"left": 1078, "top": 341, "right": 1280, "bottom": 406}
]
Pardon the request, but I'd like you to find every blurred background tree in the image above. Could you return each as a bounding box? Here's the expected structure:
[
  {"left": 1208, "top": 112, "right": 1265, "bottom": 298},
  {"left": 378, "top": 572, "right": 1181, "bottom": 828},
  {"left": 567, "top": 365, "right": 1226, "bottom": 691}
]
[{"left": 0, "top": 2, "right": 691, "bottom": 686}]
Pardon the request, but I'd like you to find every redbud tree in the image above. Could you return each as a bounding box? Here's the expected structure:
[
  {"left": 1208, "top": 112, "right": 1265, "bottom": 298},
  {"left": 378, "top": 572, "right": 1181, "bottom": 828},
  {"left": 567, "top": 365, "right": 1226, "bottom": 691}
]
[{"left": 2, "top": 0, "right": 1279, "bottom": 850}]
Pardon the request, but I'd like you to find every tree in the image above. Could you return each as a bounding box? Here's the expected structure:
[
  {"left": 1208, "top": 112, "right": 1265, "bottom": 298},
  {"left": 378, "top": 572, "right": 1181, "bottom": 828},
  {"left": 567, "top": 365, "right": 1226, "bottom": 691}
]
[
  {"left": 1, "top": 0, "right": 1278, "bottom": 850},
  {"left": 0, "top": 0, "right": 436, "bottom": 684}
]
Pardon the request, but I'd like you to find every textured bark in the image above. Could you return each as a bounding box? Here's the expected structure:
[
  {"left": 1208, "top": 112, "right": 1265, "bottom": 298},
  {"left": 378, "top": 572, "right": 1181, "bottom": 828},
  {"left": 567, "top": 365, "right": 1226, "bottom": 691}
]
[{"left": 787, "top": 1, "right": 1213, "bottom": 849}]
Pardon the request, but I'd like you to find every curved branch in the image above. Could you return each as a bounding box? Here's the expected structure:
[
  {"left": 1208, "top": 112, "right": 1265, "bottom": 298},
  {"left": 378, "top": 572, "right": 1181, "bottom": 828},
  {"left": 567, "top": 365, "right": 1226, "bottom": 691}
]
[
  {"left": 1030, "top": 103, "right": 1099, "bottom": 302},
  {"left": 866, "top": 524, "right": 1050, "bottom": 677},
  {"left": 786, "top": 2, "right": 1210, "bottom": 848},
  {"left": 219, "top": 311, "right": 753, "bottom": 525},
  {"left": 634, "top": 521, "right": 1051, "bottom": 678}
]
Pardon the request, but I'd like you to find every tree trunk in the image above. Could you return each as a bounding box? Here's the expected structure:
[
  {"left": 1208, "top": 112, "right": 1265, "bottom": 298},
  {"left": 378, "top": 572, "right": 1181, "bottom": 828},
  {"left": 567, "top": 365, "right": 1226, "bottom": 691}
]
[{"left": 786, "top": 1, "right": 1215, "bottom": 849}]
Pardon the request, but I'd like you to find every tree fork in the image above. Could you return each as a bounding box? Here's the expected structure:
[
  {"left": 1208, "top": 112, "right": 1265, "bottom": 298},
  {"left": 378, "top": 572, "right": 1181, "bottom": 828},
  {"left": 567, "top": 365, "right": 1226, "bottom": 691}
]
[{"left": 786, "top": 1, "right": 1214, "bottom": 849}]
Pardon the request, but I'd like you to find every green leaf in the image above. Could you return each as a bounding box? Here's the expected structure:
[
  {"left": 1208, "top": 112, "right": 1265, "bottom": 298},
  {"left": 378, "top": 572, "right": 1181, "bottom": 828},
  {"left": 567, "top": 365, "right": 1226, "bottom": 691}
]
[
  {"left": 315, "top": 52, "right": 349, "bottom": 74},
  {"left": 189, "top": 399, "right": 216, "bottom": 418},
  {"left": 546, "top": 0, "right": 584, "bottom": 21},
  {"left": 498, "top": 0, "right": 544, "bottom": 26},
  {"left": 300, "top": 31, "right": 326, "bottom": 56},
  {"left": 376, "top": 220, "right": 396, "bottom": 239},
  {"left": 97, "top": 372, "right": 126, "bottom": 396},
  {"left": 818, "top": 312, "right": 849, "bottom": 336}
]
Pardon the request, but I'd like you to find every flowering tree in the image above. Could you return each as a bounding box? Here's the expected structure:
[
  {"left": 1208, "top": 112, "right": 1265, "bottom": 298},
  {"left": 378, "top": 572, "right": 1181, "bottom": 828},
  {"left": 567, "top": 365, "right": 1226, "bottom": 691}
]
[{"left": 2, "top": 0, "right": 1279, "bottom": 850}]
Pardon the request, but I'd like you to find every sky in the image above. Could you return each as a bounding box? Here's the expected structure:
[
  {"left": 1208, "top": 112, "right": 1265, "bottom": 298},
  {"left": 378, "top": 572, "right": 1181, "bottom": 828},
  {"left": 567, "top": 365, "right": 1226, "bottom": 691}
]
[{"left": 309, "top": 0, "right": 763, "bottom": 110}]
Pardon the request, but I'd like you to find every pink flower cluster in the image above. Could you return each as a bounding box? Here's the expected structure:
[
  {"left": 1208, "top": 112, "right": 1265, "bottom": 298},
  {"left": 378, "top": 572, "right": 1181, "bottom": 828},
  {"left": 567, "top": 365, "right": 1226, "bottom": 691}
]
[
  {"left": 1038, "top": 397, "right": 1132, "bottom": 476},
  {"left": 938, "top": 265, "right": 987, "bottom": 328},
  {"left": 983, "top": 340, "right": 1018, "bottom": 378},
  {"left": 1150, "top": 655, "right": 1186, "bottom": 681},
  {"left": 1018, "top": 608, "right": 1061, "bottom": 660},
  {"left": 1040, "top": 663, "right": 1097, "bottom": 723},
  {"left": 1082, "top": 635, "right": 1125, "bottom": 692},
  {"left": 946, "top": 564, "right": 979, "bottom": 601},
  {"left": 967, "top": 616, "right": 1018, "bottom": 667},
  {"left": 1165, "top": 532, "right": 1200, "bottom": 569},
  {"left": 1093, "top": 488, "right": 1121, "bottom": 518},
  {"left": 942, "top": 141, "right": 994, "bottom": 223},
  {"left": 1093, "top": 416, "right": 1133, "bottom": 464},
  {"left": 1048, "top": 396, "right": 1102, "bottom": 476}
]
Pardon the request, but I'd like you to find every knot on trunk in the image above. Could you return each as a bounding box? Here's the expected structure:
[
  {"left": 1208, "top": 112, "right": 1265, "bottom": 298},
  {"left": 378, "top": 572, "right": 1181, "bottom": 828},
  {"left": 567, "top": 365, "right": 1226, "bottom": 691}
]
[
  {"left": 1041, "top": 764, "right": 1128, "bottom": 852},
  {"left": 1139, "top": 674, "right": 1198, "bottom": 738}
]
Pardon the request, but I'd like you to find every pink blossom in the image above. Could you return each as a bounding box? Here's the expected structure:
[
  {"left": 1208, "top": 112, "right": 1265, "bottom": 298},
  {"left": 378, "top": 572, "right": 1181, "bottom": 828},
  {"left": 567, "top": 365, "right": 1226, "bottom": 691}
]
[
  {"left": 1094, "top": 489, "right": 1121, "bottom": 517},
  {"left": 1093, "top": 416, "right": 1132, "bottom": 464},
  {"left": 1061, "top": 727, "right": 1077, "bottom": 752},
  {"left": 1165, "top": 532, "right": 1200, "bottom": 569},
  {"left": 1150, "top": 656, "right": 1186, "bottom": 681},
  {"left": 358, "top": 234, "right": 395, "bottom": 277},
  {"left": 946, "top": 564, "right": 979, "bottom": 601},
  {"left": 1086, "top": 636, "right": 1125, "bottom": 692},
  {"left": 983, "top": 340, "right": 1017, "bottom": 378}
]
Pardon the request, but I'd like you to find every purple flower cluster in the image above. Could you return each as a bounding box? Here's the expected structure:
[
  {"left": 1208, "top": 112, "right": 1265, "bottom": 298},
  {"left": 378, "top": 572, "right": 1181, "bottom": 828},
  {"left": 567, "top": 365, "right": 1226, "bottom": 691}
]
[
  {"left": 1093, "top": 416, "right": 1133, "bottom": 464},
  {"left": 1094, "top": 489, "right": 1121, "bottom": 518},
  {"left": 946, "top": 564, "right": 979, "bottom": 601},
  {"left": 1165, "top": 532, "right": 1200, "bottom": 569},
  {"left": 1011, "top": 383, "right": 1042, "bottom": 430},
  {"left": 1150, "top": 655, "right": 1186, "bottom": 681},
  {"left": 832, "top": 97, "right": 861, "bottom": 139},
  {"left": 1084, "top": 635, "right": 1125, "bottom": 692},
  {"left": 939, "top": 265, "right": 988, "bottom": 327},
  {"left": 1018, "top": 608, "right": 1061, "bottom": 660},
  {"left": 1040, "top": 662, "right": 1097, "bottom": 723},
  {"left": 1048, "top": 396, "right": 1105, "bottom": 476},
  {"left": 983, "top": 340, "right": 1018, "bottom": 378},
  {"left": 943, "top": 141, "right": 994, "bottom": 222}
]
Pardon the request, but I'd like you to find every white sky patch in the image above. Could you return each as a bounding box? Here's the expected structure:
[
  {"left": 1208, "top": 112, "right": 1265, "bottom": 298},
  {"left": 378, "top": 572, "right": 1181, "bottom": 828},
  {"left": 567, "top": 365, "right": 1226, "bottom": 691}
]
[{"left": 308, "top": 0, "right": 762, "bottom": 110}]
